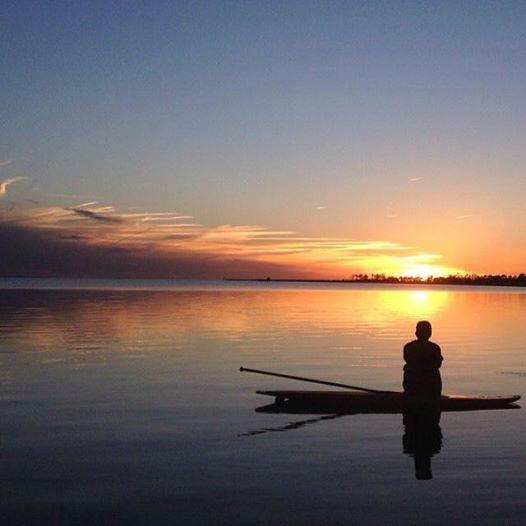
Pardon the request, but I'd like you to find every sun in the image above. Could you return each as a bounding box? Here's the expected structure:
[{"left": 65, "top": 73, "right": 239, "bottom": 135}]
[{"left": 401, "top": 264, "right": 447, "bottom": 279}]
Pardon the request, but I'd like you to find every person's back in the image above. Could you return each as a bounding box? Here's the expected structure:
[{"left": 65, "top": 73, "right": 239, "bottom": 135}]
[{"left": 403, "top": 321, "right": 443, "bottom": 398}]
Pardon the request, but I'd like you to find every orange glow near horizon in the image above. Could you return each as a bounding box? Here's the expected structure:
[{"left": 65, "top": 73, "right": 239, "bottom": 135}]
[
  {"left": 399, "top": 263, "right": 464, "bottom": 279},
  {"left": 0, "top": 203, "right": 475, "bottom": 279}
]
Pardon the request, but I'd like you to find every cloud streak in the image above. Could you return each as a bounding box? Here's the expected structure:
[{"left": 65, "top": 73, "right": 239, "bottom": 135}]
[
  {"left": 0, "top": 176, "right": 26, "bottom": 197},
  {"left": 0, "top": 159, "right": 13, "bottom": 167},
  {"left": 0, "top": 201, "right": 466, "bottom": 279},
  {"left": 67, "top": 206, "right": 125, "bottom": 223},
  {"left": 455, "top": 214, "right": 478, "bottom": 220}
]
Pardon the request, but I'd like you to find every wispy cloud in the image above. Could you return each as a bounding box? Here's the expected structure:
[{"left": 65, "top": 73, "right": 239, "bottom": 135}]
[
  {"left": 0, "top": 159, "right": 13, "bottom": 167},
  {"left": 75, "top": 201, "right": 98, "bottom": 208},
  {"left": 0, "top": 176, "right": 26, "bottom": 197},
  {"left": 455, "top": 214, "right": 478, "bottom": 220},
  {"left": 67, "top": 206, "right": 125, "bottom": 223},
  {"left": 0, "top": 199, "right": 466, "bottom": 279},
  {"left": 408, "top": 177, "right": 424, "bottom": 182}
]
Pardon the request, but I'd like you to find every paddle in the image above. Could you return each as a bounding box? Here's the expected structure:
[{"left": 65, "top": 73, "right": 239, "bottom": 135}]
[{"left": 239, "top": 366, "right": 393, "bottom": 394}]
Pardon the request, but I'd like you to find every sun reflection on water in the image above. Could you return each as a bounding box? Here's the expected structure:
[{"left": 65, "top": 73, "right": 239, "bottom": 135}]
[{"left": 378, "top": 289, "right": 449, "bottom": 319}]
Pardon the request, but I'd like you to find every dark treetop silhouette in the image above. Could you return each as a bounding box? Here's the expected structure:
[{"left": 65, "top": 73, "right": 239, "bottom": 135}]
[
  {"left": 403, "top": 321, "right": 443, "bottom": 398},
  {"left": 226, "top": 273, "right": 526, "bottom": 287}
]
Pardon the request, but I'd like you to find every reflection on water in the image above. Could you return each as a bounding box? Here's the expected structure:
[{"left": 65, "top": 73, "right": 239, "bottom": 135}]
[
  {"left": 248, "top": 402, "right": 519, "bottom": 481},
  {"left": 403, "top": 411, "right": 442, "bottom": 480},
  {"left": 1, "top": 285, "right": 524, "bottom": 394},
  {"left": 238, "top": 414, "right": 344, "bottom": 437},
  {"left": 242, "top": 408, "right": 438, "bottom": 477},
  {"left": 1, "top": 281, "right": 525, "bottom": 525}
]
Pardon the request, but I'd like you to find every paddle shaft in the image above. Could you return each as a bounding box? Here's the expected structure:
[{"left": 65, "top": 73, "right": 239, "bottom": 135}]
[{"left": 240, "top": 367, "right": 391, "bottom": 394}]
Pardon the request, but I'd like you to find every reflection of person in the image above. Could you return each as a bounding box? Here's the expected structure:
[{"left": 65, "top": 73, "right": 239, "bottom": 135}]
[
  {"left": 403, "top": 411, "right": 442, "bottom": 480},
  {"left": 403, "top": 321, "right": 443, "bottom": 398}
]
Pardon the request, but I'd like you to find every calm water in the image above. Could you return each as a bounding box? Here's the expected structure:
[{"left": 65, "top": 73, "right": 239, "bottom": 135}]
[{"left": 1, "top": 279, "right": 525, "bottom": 525}]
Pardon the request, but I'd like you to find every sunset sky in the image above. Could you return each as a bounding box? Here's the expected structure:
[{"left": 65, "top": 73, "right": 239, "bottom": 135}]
[{"left": 1, "top": 1, "right": 525, "bottom": 279}]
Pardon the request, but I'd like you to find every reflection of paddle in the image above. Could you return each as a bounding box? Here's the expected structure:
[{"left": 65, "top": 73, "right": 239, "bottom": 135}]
[
  {"left": 238, "top": 414, "right": 344, "bottom": 438},
  {"left": 240, "top": 366, "right": 392, "bottom": 394}
]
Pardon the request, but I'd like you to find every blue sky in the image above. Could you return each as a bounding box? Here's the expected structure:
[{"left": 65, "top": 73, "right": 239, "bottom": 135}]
[{"left": 1, "top": 1, "right": 525, "bottom": 277}]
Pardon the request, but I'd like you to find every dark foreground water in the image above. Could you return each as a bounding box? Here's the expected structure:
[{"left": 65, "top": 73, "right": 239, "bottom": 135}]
[{"left": 1, "top": 279, "right": 525, "bottom": 525}]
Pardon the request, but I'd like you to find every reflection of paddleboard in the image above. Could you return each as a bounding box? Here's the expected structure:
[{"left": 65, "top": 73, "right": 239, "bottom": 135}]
[{"left": 255, "top": 390, "right": 521, "bottom": 414}]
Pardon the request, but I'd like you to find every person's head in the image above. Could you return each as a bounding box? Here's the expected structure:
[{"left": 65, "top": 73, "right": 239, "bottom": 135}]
[{"left": 415, "top": 320, "right": 432, "bottom": 341}]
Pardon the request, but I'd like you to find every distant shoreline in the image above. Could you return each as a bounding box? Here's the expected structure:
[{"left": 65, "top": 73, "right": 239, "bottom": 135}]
[
  {"left": 1, "top": 275, "right": 524, "bottom": 289},
  {"left": 224, "top": 276, "right": 526, "bottom": 287}
]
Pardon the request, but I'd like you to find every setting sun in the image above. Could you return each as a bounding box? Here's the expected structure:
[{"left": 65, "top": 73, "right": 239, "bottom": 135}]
[{"left": 401, "top": 264, "right": 452, "bottom": 279}]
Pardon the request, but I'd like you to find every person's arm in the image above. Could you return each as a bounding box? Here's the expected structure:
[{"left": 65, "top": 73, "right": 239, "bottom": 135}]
[
  {"left": 432, "top": 345, "right": 443, "bottom": 369},
  {"left": 403, "top": 343, "right": 413, "bottom": 364}
]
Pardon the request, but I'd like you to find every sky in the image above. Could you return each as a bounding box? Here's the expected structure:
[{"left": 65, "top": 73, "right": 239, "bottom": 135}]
[{"left": 1, "top": 1, "right": 525, "bottom": 279}]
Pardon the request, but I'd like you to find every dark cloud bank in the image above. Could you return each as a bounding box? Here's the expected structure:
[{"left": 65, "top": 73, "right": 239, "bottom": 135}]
[{"left": 0, "top": 223, "right": 306, "bottom": 280}]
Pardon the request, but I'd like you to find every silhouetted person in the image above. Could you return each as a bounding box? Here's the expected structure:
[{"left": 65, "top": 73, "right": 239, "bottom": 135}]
[
  {"left": 403, "top": 410, "right": 442, "bottom": 480},
  {"left": 403, "top": 321, "right": 443, "bottom": 398}
]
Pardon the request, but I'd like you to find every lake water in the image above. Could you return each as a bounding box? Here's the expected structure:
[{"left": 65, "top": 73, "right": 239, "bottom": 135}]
[{"left": 1, "top": 279, "right": 525, "bottom": 525}]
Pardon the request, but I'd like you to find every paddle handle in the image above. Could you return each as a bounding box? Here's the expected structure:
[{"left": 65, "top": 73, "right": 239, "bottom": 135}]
[{"left": 240, "top": 366, "right": 391, "bottom": 394}]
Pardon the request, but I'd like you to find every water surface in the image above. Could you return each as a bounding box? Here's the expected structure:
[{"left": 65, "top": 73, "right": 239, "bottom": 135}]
[{"left": 1, "top": 280, "right": 524, "bottom": 524}]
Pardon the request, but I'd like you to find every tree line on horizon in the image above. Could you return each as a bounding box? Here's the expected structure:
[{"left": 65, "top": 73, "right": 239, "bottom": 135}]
[{"left": 347, "top": 273, "right": 526, "bottom": 286}]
